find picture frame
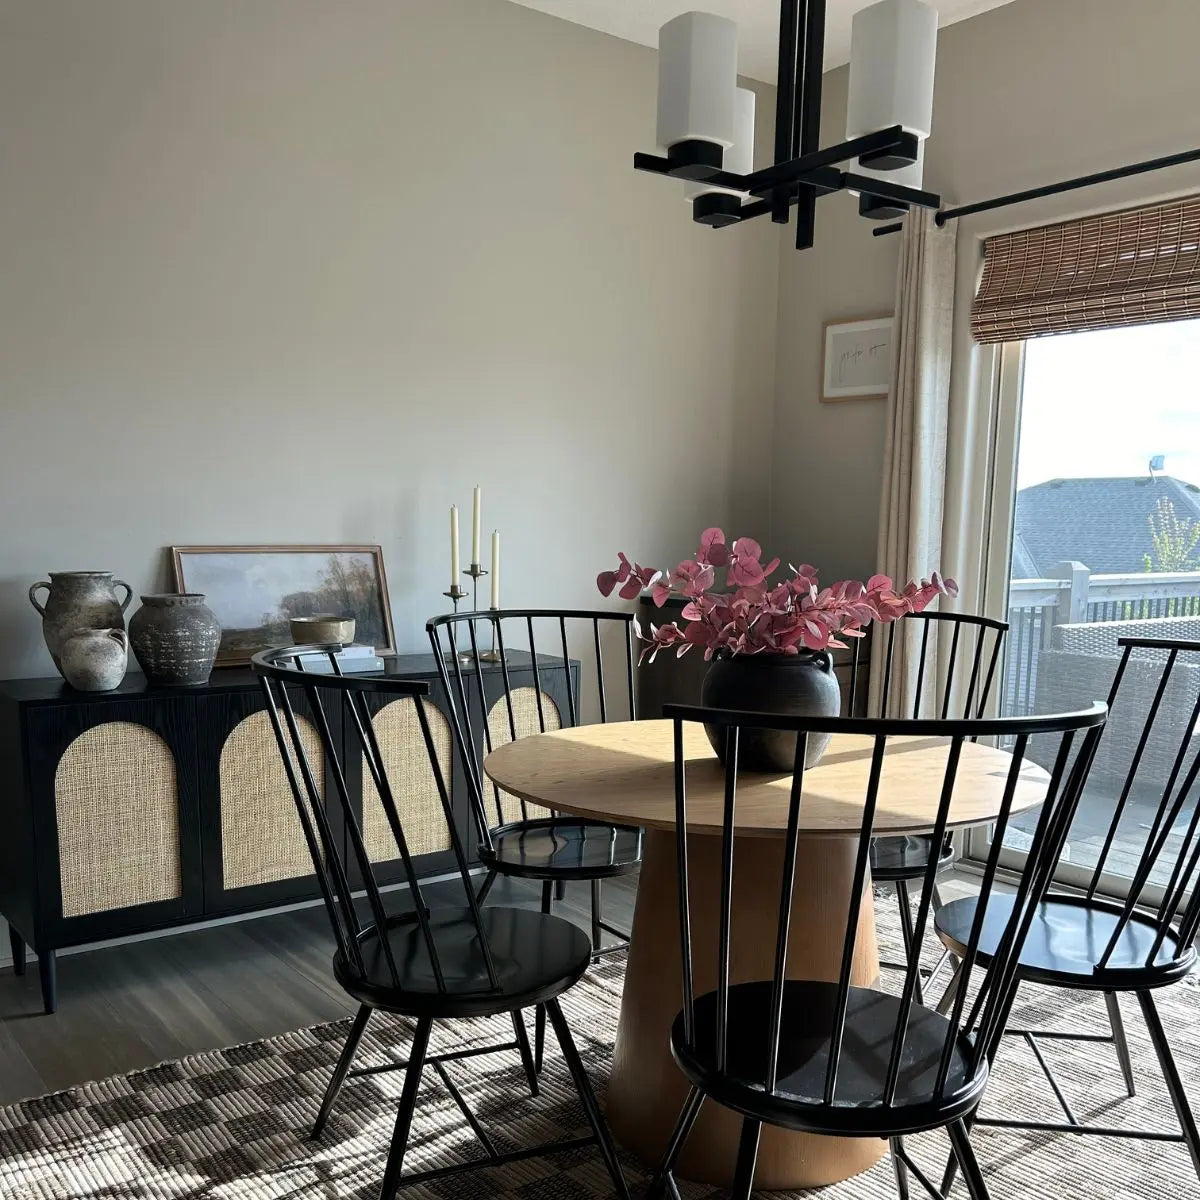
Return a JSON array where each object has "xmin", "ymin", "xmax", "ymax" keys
[
  {"xmin": 821, "ymin": 316, "xmax": 894, "ymax": 401},
  {"xmin": 171, "ymin": 544, "xmax": 395, "ymax": 667}
]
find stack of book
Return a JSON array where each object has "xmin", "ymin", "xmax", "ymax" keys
[{"xmin": 293, "ymin": 644, "xmax": 384, "ymax": 674}]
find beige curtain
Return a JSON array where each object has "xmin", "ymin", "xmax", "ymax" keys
[{"xmin": 869, "ymin": 208, "xmax": 958, "ymax": 718}]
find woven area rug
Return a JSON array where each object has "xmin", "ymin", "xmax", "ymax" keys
[{"xmin": 2, "ymin": 908, "xmax": 1199, "ymax": 1199}]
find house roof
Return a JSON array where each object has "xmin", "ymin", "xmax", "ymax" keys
[{"xmin": 1014, "ymin": 475, "xmax": 1200, "ymax": 577}]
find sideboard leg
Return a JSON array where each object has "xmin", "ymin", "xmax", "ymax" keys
[
  {"xmin": 8, "ymin": 926, "xmax": 27, "ymax": 976},
  {"xmin": 38, "ymin": 950, "xmax": 57, "ymax": 1014}
]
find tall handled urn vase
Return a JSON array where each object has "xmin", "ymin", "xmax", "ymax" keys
[
  {"xmin": 29, "ymin": 571, "xmax": 133, "ymax": 677},
  {"xmin": 700, "ymin": 651, "xmax": 841, "ymax": 772}
]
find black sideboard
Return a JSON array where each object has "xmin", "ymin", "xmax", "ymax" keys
[{"xmin": 0, "ymin": 651, "xmax": 577, "ymax": 1013}]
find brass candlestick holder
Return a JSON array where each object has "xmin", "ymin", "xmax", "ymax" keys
[
  {"xmin": 441, "ymin": 584, "xmax": 472, "ymax": 662},
  {"xmin": 462, "ymin": 562, "xmax": 502, "ymax": 662}
]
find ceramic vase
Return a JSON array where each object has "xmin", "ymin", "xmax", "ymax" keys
[
  {"xmin": 59, "ymin": 628, "xmax": 129, "ymax": 692},
  {"xmin": 700, "ymin": 651, "xmax": 842, "ymax": 772},
  {"xmin": 29, "ymin": 571, "xmax": 133, "ymax": 676},
  {"xmin": 129, "ymin": 594, "xmax": 222, "ymax": 686}
]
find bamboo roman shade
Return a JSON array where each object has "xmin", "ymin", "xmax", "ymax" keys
[{"xmin": 972, "ymin": 194, "xmax": 1200, "ymax": 343}]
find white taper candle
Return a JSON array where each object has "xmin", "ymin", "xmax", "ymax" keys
[
  {"xmin": 450, "ymin": 506, "xmax": 460, "ymax": 589},
  {"xmin": 490, "ymin": 530, "xmax": 500, "ymax": 609},
  {"xmin": 472, "ymin": 486, "xmax": 482, "ymax": 565}
]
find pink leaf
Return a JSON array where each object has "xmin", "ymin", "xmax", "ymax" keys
[
  {"xmin": 650, "ymin": 582, "xmax": 671, "ymax": 607},
  {"xmin": 618, "ymin": 576, "xmax": 642, "ymax": 600},
  {"xmin": 596, "ymin": 571, "xmax": 617, "ymax": 597}
]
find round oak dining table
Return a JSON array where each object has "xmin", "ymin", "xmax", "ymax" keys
[{"xmin": 483, "ymin": 718, "xmax": 1049, "ymax": 1190}]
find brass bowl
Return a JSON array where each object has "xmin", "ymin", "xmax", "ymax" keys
[{"xmin": 289, "ymin": 614, "xmax": 356, "ymax": 645}]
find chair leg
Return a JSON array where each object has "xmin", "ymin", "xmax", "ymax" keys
[
  {"xmin": 311, "ymin": 1004, "xmax": 373, "ymax": 1138},
  {"xmin": 895, "ymin": 880, "xmax": 925, "ymax": 1005},
  {"xmin": 1104, "ymin": 990, "xmax": 1136, "ymax": 1097},
  {"xmin": 731, "ymin": 1118, "xmax": 762, "ymax": 1200},
  {"xmin": 942, "ymin": 979, "xmax": 1020, "ymax": 1196},
  {"xmin": 378, "ymin": 1015, "xmax": 433, "ymax": 1200},
  {"xmin": 936, "ymin": 958, "xmax": 964, "ymax": 1016},
  {"xmin": 590, "ymin": 879, "xmax": 603, "ymax": 963},
  {"xmin": 647, "ymin": 1086, "xmax": 705, "ymax": 1200},
  {"xmin": 890, "ymin": 1136, "xmax": 911, "ymax": 1200},
  {"xmin": 533, "ymin": 881, "xmax": 552, "ymax": 1075},
  {"xmin": 543, "ymin": 997, "xmax": 630, "ymax": 1200},
  {"xmin": 475, "ymin": 870, "xmax": 497, "ymax": 906},
  {"xmin": 511, "ymin": 1010, "xmax": 539, "ymax": 1098},
  {"xmin": 1138, "ymin": 989, "xmax": 1200, "ymax": 1181},
  {"xmin": 947, "ymin": 1118, "xmax": 991, "ymax": 1200},
  {"xmin": 554, "ymin": 879, "xmax": 567, "ymax": 902}
]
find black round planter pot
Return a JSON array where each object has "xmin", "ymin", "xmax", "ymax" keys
[{"xmin": 700, "ymin": 651, "xmax": 841, "ymax": 773}]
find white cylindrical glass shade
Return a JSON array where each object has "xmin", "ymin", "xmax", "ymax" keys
[
  {"xmin": 686, "ymin": 87, "xmax": 754, "ymax": 200},
  {"xmin": 849, "ymin": 141, "xmax": 925, "ymax": 195},
  {"xmin": 657, "ymin": 11, "xmax": 738, "ymax": 151},
  {"xmin": 845, "ymin": 0, "xmax": 938, "ymax": 141}
]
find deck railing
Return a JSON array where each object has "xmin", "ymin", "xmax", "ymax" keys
[{"xmin": 1003, "ymin": 564, "xmax": 1200, "ymax": 716}]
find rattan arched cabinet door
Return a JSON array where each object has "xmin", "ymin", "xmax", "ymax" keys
[
  {"xmin": 25, "ymin": 697, "xmax": 202, "ymax": 947},
  {"xmin": 343, "ymin": 690, "xmax": 464, "ymax": 888},
  {"xmin": 194, "ymin": 691, "xmax": 337, "ymax": 915}
]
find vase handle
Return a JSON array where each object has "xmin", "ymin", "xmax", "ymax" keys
[
  {"xmin": 813, "ymin": 649, "xmax": 834, "ymax": 674},
  {"xmin": 114, "ymin": 579, "xmax": 134, "ymax": 612},
  {"xmin": 107, "ymin": 629, "xmax": 129, "ymax": 652},
  {"xmin": 28, "ymin": 581, "xmax": 50, "ymax": 616}
]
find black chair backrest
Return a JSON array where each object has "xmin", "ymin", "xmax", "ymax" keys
[
  {"xmin": 1076, "ymin": 636, "xmax": 1200, "ymax": 967},
  {"xmin": 849, "ymin": 610, "xmax": 1009, "ymax": 722},
  {"xmin": 427, "ymin": 609, "xmax": 636, "ymax": 843},
  {"xmin": 252, "ymin": 646, "xmax": 500, "ymax": 996},
  {"xmin": 663, "ymin": 702, "xmax": 1107, "ymax": 1110}
]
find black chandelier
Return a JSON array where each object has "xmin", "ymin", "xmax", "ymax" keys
[{"xmin": 634, "ymin": 0, "xmax": 941, "ymax": 250}]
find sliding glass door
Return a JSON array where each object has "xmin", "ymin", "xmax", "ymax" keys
[{"xmin": 976, "ymin": 318, "xmax": 1200, "ymax": 894}]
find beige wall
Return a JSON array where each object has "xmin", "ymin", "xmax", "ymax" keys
[
  {"xmin": 0, "ymin": 0, "xmax": 779, "ymax": 678},
  {"xmin": 771, "ymin": 0, "xmax": 1200, "ymax": 585}
]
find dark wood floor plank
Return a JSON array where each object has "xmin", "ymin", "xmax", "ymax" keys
[{"xmin": 0, "ymin": 871, "xmax": 639, "ymax": 1105}]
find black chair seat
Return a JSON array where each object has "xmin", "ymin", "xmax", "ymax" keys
[
  {"xmin": 669, "ymin": 980, "xmax": 984, "ymax": 1138},
  {"xmin": 482, "ymin": 817, "xmax": 643, "ymax": 881},
  {"xmin": 870, "ymin": 834, "xmax": 954, "ymax": 882},
  {"xmin": 935, "ymin": 893, "xmax": 1197, "ymax": 990},
  {"xmin": 335, "ymin": 906, "xmax": 593, "ymax": 1018}
]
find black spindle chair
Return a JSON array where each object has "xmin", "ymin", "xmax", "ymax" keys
[
  {"xmin": 427, "ymin": 609, "xmax": 644, "ymax": 1071},
  {"xmin": 850, "ymin": 611, "xmax": 1009, "ymax": 1003},
  {"xmin": 648, "ymin": 701, "xmax": 1106, "ymax": 1200},
  {"xmin": 251, "ymin": 647, "xmax": 630, "ymax": 1200},
  {"xmin": 936, "ymin": 636, "xmax": 1200, "ymax": 1190}
]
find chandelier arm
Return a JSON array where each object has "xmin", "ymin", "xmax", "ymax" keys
[
  {"xmin": 631, "ymin": 154, "xmax": 748, "ymax": 189},
  {"xmin": 794, "ymin": 0, "xmax": 827, "ymax": 249},
  {"xmin": 772, "ymin": 0, "xmax": 803, "ymax": 223},
  {"xmin": 842, "ymin": 173, "xmax": 941, "ymax": 211},
  {"xmin": 743, "ymin": 126, "xmax": 907, "ymax": 196}
]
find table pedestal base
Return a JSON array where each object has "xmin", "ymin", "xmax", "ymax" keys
[{"xmin": 607, "ymin": 828, "xmax": 886, "ymax": 1190}]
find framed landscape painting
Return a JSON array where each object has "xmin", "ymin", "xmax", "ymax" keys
[{"xmin": 172, "ymin": 544, "xmax": 395, "ymax": 666}]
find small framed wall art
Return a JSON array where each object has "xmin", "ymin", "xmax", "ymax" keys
[
  {"xmin": 821, "ymin": 316, "xmax": 894, "ymax": 401},
  {"xmin": 171, "ymin": 544, "xmax": 395, "ymax": 666}
]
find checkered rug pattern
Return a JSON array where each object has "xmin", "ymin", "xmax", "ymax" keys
[{"xmin": 1, "ymin": 904, "xmax": 1199, "ymax": 1199}]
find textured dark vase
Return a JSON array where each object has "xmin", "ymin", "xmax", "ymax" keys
[
  {"xmin": 700, "ymin": 652, "xmax": 841, "ymax": 772},
  {"xmin": 129, "ymin": 594, "xmax": 222, "ymax": 686}
]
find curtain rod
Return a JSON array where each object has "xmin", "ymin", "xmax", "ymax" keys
[{"xmin": 871, "ymin": 145, "xmax": 1200, "ymax": 237}]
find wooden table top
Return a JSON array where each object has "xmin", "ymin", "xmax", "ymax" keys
[{"xmin": 483, "ymin": 719, "xmax": 1050, "ymax": 838}]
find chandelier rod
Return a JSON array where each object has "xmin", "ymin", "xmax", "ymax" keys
[{"xmin": 872, "ymin": 144, "xmax": 1200, "ymax": 237}]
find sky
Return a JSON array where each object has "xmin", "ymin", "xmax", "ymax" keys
[{"xmin": 1016, "ymin": 318, "xmax": 1200, "ymax": 491}]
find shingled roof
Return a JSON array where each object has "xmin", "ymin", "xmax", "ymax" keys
[{"xmin": 1014, "ymin": 475, "xmax": 1200, "ymax": 577}]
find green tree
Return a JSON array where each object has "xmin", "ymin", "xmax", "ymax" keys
[{"xmin": 1143, "ymin": 496, "xmax": 1200, "ymax": 572}]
